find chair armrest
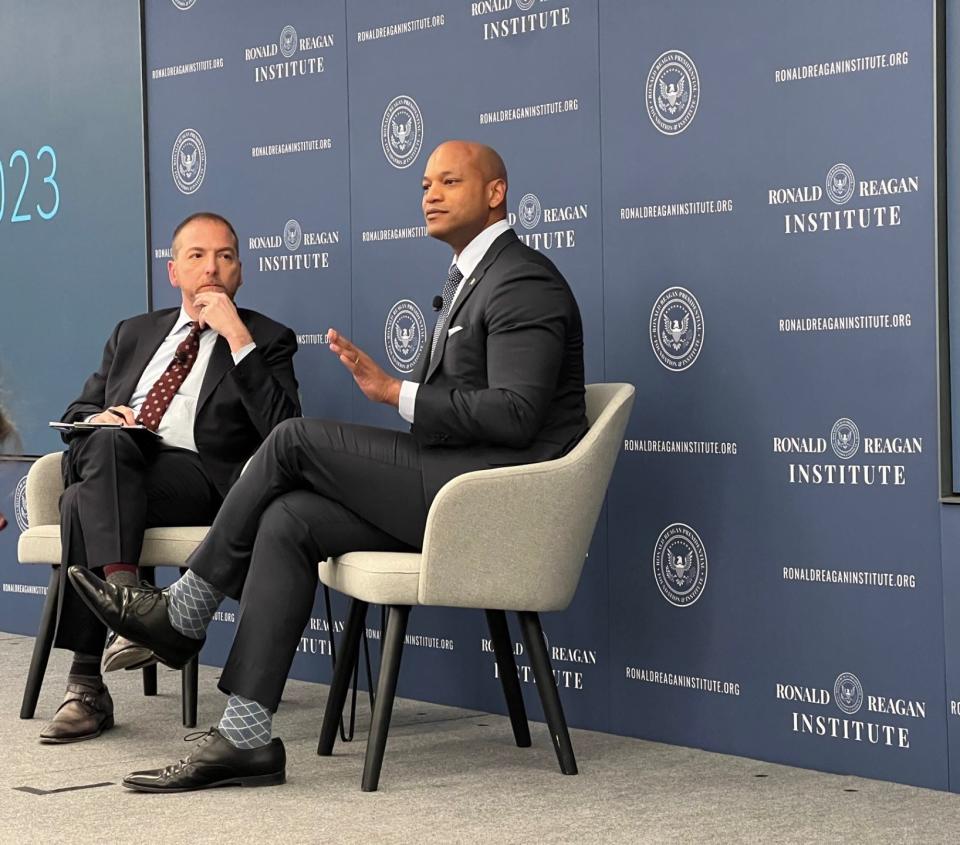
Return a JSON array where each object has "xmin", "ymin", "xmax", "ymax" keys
[{"xmin": 25, "ymin": 452, "xmax": 65, "ymax": 527}]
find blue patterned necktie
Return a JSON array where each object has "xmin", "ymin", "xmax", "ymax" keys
[{"xmin": 429, "ymin": 263, "xmax": 463, "ymax": 363}]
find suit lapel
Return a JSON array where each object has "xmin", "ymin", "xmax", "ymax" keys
[
  {"xmin": 114, "ymin": 311, "xmax": 178, "ymax": 405},
  {"xmin": 424, "ymin": 230, "xmax": 516, "ymax": 383},
  {"xmin": 197, "ymin": 334, "xmax": 232, "ymax": 415}
]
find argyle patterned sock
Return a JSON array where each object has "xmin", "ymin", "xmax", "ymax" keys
[
  {"xmin": 166, "ymin": 569, "xmax": 224, "ymax": 639},
  {"xmin": 218, "ymin": 694, "xmax": 273, "ymax": 749}
]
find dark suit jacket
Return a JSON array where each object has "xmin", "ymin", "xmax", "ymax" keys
[
  {"xmin": 410, "ymin": 229, "xmax": 587, "ymax": 504},
  {"xmin": 61, "ymin": 307, "xmax": 301, "ymax": 496}
]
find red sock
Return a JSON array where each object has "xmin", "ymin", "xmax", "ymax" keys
[{"xmin": 103, "ymin": 563, "xmax": 137, "ymax": 578}]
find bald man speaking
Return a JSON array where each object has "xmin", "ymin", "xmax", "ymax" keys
[{"xmin": 70, "ymin": 140, "xmax": 588, "ymax": 791}]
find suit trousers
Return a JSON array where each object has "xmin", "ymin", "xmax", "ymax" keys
[
  {"xmin": 186, "ymin": 417, "xmax": 428, "ymax": 711},
  {"xmin": 55, "ymin": 427, "xmax": 221, "ymax": 654}
]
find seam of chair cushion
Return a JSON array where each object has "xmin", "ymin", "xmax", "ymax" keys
[{"xmin": 330, "ymin": 558, "xmax": 420, "ymax": 576}]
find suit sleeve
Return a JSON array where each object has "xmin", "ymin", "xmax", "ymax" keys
[
  {"xmin": 411, "ymin": 261, "xmax": 568, "ymax": 449},
  {"xmin": 60, "ymin": 320, "xmax": 124, "ymax": 426},
  {"xmin": 227, "ymin": 325, "xmax": 301, "ymax": 437}
]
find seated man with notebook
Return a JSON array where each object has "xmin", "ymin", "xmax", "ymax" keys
[{"xmin": 41, "ymin": 212, "xmax": 300, "ymax": 744}]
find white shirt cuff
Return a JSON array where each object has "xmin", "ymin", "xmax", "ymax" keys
[
  {"xmin": 399, "ymin": 380, "xmax": 419, "ymax": 423},
  {"xmin": 231, "ymin": 341, "xmax": 256, "ymax": 365}
]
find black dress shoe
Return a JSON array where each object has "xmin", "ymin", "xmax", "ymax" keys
[
  {"xmin": 123, "ymin": 728, "xmax": 286, "ymax": 793},
  {"xmin": 102, "ymin": 633, "xmax": 158, "ymax": 673},
  {"xmin": 39, "ymin": 680, "xmax": 114, "ymax": 744},
  {"xmin": 67, "ymin": 566, "xmax": 203, "ymax": 669}
]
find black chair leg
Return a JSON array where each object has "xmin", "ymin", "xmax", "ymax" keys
[
  {"xmin": 20, "ymin": 566, "xmax": 62, "ymax": 719},
  {"xmin": 139, "ymin": 567, "xmax": 157, "ymax": 696},
  {"xmin": 362, "ymin": 604, "xmax": 410, "ymax": 792},
  {"xmin": 318, "ymin": 598, "xmax": 368, "ymax": 756},
  {"xmin": 517, "ymin": 611, "xmax": 578, "ymax": 775},
  {"xmin": 485, "ymin": 609, "xmax": 531, "ymax": 748},
  {"xmin": 181, "ymin": 655, "xmax": 198, "ymax": 727}
]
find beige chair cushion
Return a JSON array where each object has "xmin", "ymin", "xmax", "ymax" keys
[
  {"xmin": 17, "ymin": 526, "xmax": 63, "ymax": 565},
  {"xmin": 19, "ymin": 524, "xmax": 208, "ymax": 567},
  {"xmin": 319, "ymin": 552, "xmax": 422, "ymax": 606}
]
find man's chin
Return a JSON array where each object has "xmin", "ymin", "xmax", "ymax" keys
[{"xmin": 425, "ymin": 221, "xmax": 450, "ymax": 242}]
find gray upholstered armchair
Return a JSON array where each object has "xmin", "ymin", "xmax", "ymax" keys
[
  {"xmin": 318, "ymin": 382, "xmax": 636, "ymax": 791},
  {"xmin": 17, "ymin": 451, "xmax": 203, "ymax": 726}
]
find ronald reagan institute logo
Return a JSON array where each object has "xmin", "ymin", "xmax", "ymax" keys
[
  {"xmin": 653, "ymin": 523, "xmax": 708, "ymax": 607},
  {"xmin": 650, "ymin": 286, "xmax": 704, "ymax": 371},
  {"xmin": 14, "ymin": 475, "xmax": 29, "ymax": 532},
  {"xmin": 283, "ymin": 219, "xmax": 303, "ymax": 251},
  {"xmin": 381, "ymin": 95, "xmax": 424, "ymax": 169},
  {"xmin": 646, "ymin": 50, "xmax": 700, "ymax": 135},
  {"xmin": 518, "ymin": 193, "xmax": 542, "ymax": 230},
  {"xmin": 279, "ymin": 25, "xmax": 298, "ymax": 58},
  {"xmin": 825, "ymin": 163, "xmax": 856, "ymax": 205},
  {"xmin": 385, "ymin": 299, "xmax": 426, "ymax": 373},
  {"xmin": 171, "ymin": 128, "xmax": 206, "ymax": 195}
]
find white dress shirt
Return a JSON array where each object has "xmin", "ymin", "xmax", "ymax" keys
[
  {"xmin": 118, "ymin": 308, "xmax": 255, "ymax": 452},
  {"xmin": 398, "ymin": 219, "xmax": 513, "ymax": 423}
]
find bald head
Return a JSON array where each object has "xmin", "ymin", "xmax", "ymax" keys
[
  {"xmin": 422, "ymin": 141, "xmax": 509, "ymax": 252},
  {"xmin": 431, "ymin": 140, "xmax": 507, "ymax": 186}
]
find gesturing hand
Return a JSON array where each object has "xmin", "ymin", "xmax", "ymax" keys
[{"xmin": 328, "ymin": 328, "xmax": 401, "ymax": 407}]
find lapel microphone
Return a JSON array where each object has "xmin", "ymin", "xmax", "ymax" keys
[{"xmin": 432, "ymin": 295, "xmax": 443, "ymax": 311}]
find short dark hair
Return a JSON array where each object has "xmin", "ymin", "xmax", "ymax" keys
[{"xmin": 171, "ymin": 212, "xmax": 239, "ymax": 257}]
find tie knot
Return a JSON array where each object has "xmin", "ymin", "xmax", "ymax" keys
[{"xmin": 442, "ymin": 265, "xmax": 463, "ymax": 303}]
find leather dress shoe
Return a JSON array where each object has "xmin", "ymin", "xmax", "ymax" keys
[
  {"xmin": 123, "ymin": 728, "xmax": 286, "ymax": 793},
  {"xmin": 40, "ymin": 680, "xmax": 114, "ymax": 744},
  {"xmin": 67, "ymin": 566, "xmax": 203, "ymax": 669},
  {"xmin": 103, "ymin": 632, "xmax": 158, "ymax": 673}
]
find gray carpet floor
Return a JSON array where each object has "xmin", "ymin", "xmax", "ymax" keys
[{"xmin": 2, "ymin": 632, "xmax": 960, "ymax": 844}]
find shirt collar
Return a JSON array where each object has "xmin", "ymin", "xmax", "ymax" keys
[
  {"xmin": 453, "ymin": 219, "xmax": 512, "ymax": 281},
  {"xmin": 169, "ymin": 307, "xmax": 195, "ymax": 337}
]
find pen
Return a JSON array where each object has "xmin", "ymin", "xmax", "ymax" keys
[{"xmin": 107, "ymin": 408, "xmax": 126, "ymax": 421}]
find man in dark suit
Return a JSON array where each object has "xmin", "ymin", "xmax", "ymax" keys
[
  {"xmin": 70, "ymin": 141, "xmax": 586, "ymax": 790},
  {"xmin": 43, "ymin": 212, "xmax": 300, "ymax": 743}
]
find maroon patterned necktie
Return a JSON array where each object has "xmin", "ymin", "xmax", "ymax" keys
[{"xmin": 135, "ymin": 322, "xmax": 204, "ymax": 432}]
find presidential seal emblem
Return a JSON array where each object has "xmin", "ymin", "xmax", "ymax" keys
[
  {"xmin": 649, "ymin": 286, "xmax": 704, "ymax": 372},
  {"xmin": 385, "ymin": 299, "xmax": 427, "ymax": 373},
  {"xmin": 381, "ymin": 95, "xmax": 424, "ymax": 170},
  {"xmin": 834, "ymin": 672, "xmax": 864, "ymax": 715},
  {"xmin": 830, "ymin": 417, "xmax": 860, "ymax": 460},
  {"xmin": 653, "ymin": 523, "xmax": 707, "ymax": 607},
  {"xmin": 283, "ymin": 219, "xmax": 302, "ymax": 252},
  {"xmin": 646, "ymin": 50, "xmax": 700, "ymax": 136},
  {"xmin": 518, "ymin": 193, "xmax": 541, "ymax": 230},
  {"xmin": 825, "ymin": 163, "xmax": 855, "ymax": 205},
  {"xmin": 171, "ymin": 0, "xmax": 197, "ymax": 9},
  {"xmin": 14, "ymin": 474, "xmax": 29, "ymax": 532},
  {"xmin": 515, "ymin": 0, "xmax": 536, "ymax": 9},
  {"xmin": 171, "ymin": 128, "xmax": 206, "ymax": 195},
  {"xmin": 280, "ymin": 25, "xmax": 298, "ymax": 59}
]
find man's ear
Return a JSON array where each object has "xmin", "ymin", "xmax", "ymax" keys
[
  {"xmin": 488, "ymin": 178, "xmax": 507, "ymax": 209},
  {"xmin": 167, "ymin": 259, "xmax": 180, "ymax": 289}
]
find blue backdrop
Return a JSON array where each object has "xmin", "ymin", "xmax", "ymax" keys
[
  {"xmin": 0, "ymin": 0, "xmax": 147, "ymax": 456},
  {"xmin": 3, "ymin": 0, "xmax": 960, "ymax": 794}
]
